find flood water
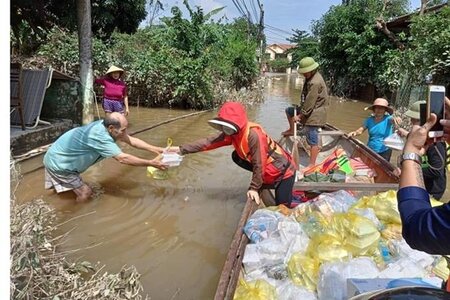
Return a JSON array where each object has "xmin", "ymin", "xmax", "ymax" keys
[{"xmin": 13, "ymin": 73, "xmax": 449, "ymax": 299}]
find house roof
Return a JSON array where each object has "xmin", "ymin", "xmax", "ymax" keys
[
  {"xmin": 386, "ymin": 3, "xmax": 447, "ymax": 31},
  {"xmin": 267, "ymin": 43, "xmax": 296, "ymax": 51}
]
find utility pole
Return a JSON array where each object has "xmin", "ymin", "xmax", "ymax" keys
[
  {"xmin": 257, "ymin": 1, "xmax": 265, "ymax": 73},
  {"xmin": 77, "ymin": 0, "xmax": 94, "ymax": 124}
]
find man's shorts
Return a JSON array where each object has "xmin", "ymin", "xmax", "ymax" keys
[
  {"xmin": 285, "ymin": 106, "xmax": 299, "ymax": 118},
  {"xmin": 45, "ymin": 168, "xmax": 84, "ymax": 193},
  {"xmin": 301, "ymin": 126, "xmax": 320, "ymax": 146},
  {"xmin": 103, "ymin": 98, "xmax": 124, "ymax": 113}
]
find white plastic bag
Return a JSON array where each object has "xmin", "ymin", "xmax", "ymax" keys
[{"xmin": 383, "ymin": 132, "xmax": 404, "ymax": 151}]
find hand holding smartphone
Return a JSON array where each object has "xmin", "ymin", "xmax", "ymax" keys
[{"xmin": 422, "ymin": 85, "xmax": 446, "ymax": 138}]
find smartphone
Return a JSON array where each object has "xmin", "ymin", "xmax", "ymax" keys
[
  {"xmin": 419, "ymin": 103, "xmax": 427, "ymax": 126},
  {"xmin": 427, "ymin": 85, "xmax": 446, "ymax": 137}
]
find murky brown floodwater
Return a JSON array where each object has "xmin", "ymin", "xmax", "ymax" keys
[{"xmin": 14, "ymin": 73, "xmax": 449, "ymax": 299}]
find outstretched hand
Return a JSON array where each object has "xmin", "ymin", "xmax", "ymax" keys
[
  {"xmin": 165, "ymin": 146, "xmax": 181, "ymax": 154},
  {"xmin": 150, "ymin": 157, "xmax": 169, "ymax": 170},
  {"xmin": 247, "ymin": 190, "xmax": 261, "ymax": 205},
  {"xmin": 403, "ymin": 113, "xmax": 437, "ymax": 155}
]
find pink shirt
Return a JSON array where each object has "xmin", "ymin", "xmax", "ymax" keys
[{"xmin": 95, "ymin": 76, "xmax": 128, "ymax": 101}]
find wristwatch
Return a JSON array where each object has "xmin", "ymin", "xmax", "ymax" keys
[{"xmin": 397, "ymin": 152, "xmax": 422, "ymax": 167}]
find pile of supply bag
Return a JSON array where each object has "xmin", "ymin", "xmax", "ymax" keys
[
  {"xmin": 234, "ymin": 190, "xmax": 449, "ymax": 300},
  {"xmin": 298, "ymin": 147, "xmax": 377, "ymax": 184}
]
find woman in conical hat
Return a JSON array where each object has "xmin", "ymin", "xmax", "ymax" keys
[
  {"xmin": 94, "ymin": 65, "xmax": 129, "ymax": 117},
  {"xmin": 348, "ymin": 98, "xmax": 397, "ymax": 162}
]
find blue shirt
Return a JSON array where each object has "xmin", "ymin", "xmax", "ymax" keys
[
  {"xmin": 397, "ymin": 186, "xmax": 450, "ymax": 255},
  {"xmin": 43, "ymin": 120, "xmax": 122, "ymax": 174},
  {"xmin": 364, "ymin": 115, "xmax": 393, "ymax": 153}
]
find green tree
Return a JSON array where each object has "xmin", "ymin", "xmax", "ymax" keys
[
  {"xmin": 11, "ymin": 0, "xmax": 147, "ymax": 54},
  {"xmin": 312, "ymin": 0, "xmax": 408, "ymax": 96},
  {"xmin": 379, "ymin": 6, "xmax": 450, "ymax": 107},
  {"xmin": 286, "ymin": 29, "xmax": 319, "ymax": 67}
]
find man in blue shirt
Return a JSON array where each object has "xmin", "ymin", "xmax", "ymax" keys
[
  {"xmin": 44, "ymin": 112, "xmax": 168, "ymax": 202},
  {"xmin": 397, "ymin": 97, "xmax": 450, "ymax": 255}
]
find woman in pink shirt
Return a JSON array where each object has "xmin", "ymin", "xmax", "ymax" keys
[{"xmin": 95, "ymin": 65, "xmax": 129, "ymax": 117}]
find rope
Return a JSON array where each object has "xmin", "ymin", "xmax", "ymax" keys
[{"xmin": 129, "ymin": 109, "xmax": 212, "ymax": 136}]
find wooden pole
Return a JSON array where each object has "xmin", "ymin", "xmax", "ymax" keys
[{"xmin": 77, "ymin": 0, "xmax": 94, "ymax": 125}]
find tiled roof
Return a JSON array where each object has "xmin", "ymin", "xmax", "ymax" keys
[{"xmin": 268, "ymin": 43, "xmax": 296, "ymax": 51}]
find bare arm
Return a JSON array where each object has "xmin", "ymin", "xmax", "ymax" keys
[
  {"xmin": 348, "ymin": 126, "xmax": 366, "ymax": 137},
  {"xmin": 397, "ymin": 127, "xmax": 409, "ymax": 138},
  {"xmin": 397, "ymin": 112, "xmax": 450, "ymax": 255},
  {"xmin": 113, "ymin": 153, "xmax": 167, "ymax": 169},
  {"xmin": 119, "ymin": 134, "xmax": 165, "ymax": 155},
  {"xmin": 124, "ymin": 94, "xmax": 129, "ymax": 116},
  {"xmin": 399, "ymin": 114, "xmax": 438, "ymax": 189}
]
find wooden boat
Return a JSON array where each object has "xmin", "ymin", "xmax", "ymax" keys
[{"xmin": 214, "ymin": 123, "xmax": 399, "ymax": 300}]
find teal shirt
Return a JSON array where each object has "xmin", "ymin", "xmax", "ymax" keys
[
  {"xmin": 364, "ymin": 115, "xmax": 393, "ymax": 153},
  {"xmin": 43, "ymin": 120, "xmax": 122, "ymax": 174}
]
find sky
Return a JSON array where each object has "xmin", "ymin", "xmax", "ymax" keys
[{"xmin": 146, "ymin": 0, "xmax": 423, "ymax": 44}]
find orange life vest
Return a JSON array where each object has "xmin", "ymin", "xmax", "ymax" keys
[{"xmin": 233, "ymin": 122, "xmax": 283, "ymax": 164}]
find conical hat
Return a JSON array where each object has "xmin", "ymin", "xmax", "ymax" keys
[{"xmin": 105, "ymin": 65, "xmax": 124, "ymax": 75}]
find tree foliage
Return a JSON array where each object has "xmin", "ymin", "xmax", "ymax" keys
[
  {"xmin": 11, "ymin": 0, "xmax": 147, "ymax": 55},
  {"xmin": 311, "ymin": 0, "xmax": 409, "ymax": 97},
  {"xmin": 286, "ymin": 29, "xmax": 319, "ymax": 67},
  {"xmin": 33, "ymin": 0, "xmax": 259, "ymax": 110},
  {"xmin": 399, "ymin": 7, "xmax": 449, "ymax": 85}
]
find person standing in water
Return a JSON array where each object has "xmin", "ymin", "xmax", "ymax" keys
[{"xmin": 95, "ymin": 65, "xmax": 129, "ymax": 117}]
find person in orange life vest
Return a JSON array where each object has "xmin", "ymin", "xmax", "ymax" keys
[{"xmin": 174, "ymin": 102, "xmax": 297, "ymax": 207}]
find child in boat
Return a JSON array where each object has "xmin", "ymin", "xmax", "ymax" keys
[
  {"xmin": 349, "ymin": 98, "xmax": 398, "ymax": 162},
  {"xmin": 95, "ymin": 65, "xmax": 129, "ymax": 117},
  {"xmin": 170, "ymin": 101, "xmax": 297, "ymax": 207}
]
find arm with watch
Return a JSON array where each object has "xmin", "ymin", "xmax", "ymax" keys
[{"xmin": 397, "ymin": 113, "xmax": 450, "ymax": 255}]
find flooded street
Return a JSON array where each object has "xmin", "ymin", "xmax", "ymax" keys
[{"xmin": 14, "ymin": 74, "xmax": 449, "ymax": 299}]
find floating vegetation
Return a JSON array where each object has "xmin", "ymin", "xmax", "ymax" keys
[{"xmin": 10, "ymin": 158, "xmax": 148, "ymax": 299}]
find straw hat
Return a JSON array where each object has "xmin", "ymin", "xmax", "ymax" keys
[
  {"xmin": 365, "ymin": 98, "xmax": 394, "ymax": 115},
  {"xmin": 405, "ymin": 100, "xmax": 425, "ymax": 119},
  {"xmin": 298, "ymin": 57, "xmax": 319, "ymax": 74},
  {"xmin": 105, "ymin": 65, "xmax": 124, "ymax": 76}
]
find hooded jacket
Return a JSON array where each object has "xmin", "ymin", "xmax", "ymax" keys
[{"xmin": 180, "ymin": 102, "xmax": 296, "ymax": 191}]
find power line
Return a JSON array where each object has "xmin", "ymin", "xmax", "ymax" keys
[
  {"xmin": 265, "ymin": 35, "xmax": 290, "ymax": 44},
  {"xmin": 240, "ymin": 0, "xmax": 256, "ymax": 24},
  {"xmin": 249, "ymin": 0, "xmax": 259, "ymax": 23},
  {"xmin": 265, "ymin": 24, "xmax": 293, "ymax": 36},
  {"xmin": 264, "ymin": 28, "xmax": 291, "ymax": 40}
]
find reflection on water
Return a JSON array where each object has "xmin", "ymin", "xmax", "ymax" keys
[{"xmin": 14, "ymin": 73, "xmax": 449, "ymax": 298}]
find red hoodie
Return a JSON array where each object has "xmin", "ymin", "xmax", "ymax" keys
[{"xmin": 180, "ymin": 102, "xmax": 296, "ymax": 191}]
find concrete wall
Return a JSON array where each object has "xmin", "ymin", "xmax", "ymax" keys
[
  {"xmin": 40, "ymin": 80, "xmax": 82, "ymax": 125},
  {"xmin": 10, "ymin": 119, "xmax": 73, "ymax": 156}
]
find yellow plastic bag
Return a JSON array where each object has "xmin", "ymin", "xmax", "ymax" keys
[
  {"xmin": 147, "ymin": 138, "xmax": 173, "ymax": 180},
  {"xmin": 233, "ymin": 279, "xmax": 277, "ymax": 300},
  {"xmin": 146, "ymin": 166, "xmax": 169, "ymax": 180},
  {"xmin": 306, "ymin": 233, "xmax": 349, "ymax": 263},
  {"xmin": 354, "ymin": 190, "xmax": 401, "ymax": 224},
  {"xmin": 287, "ymin": 253, "xmax": 320, "ymax": 291},
  {"xmin": 381, "ymin": 223, "xmax": 402, "ymax": 240},
  {"xmin": 432, "ymin": 256, "xmax": 450, "ymax": 280}
]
